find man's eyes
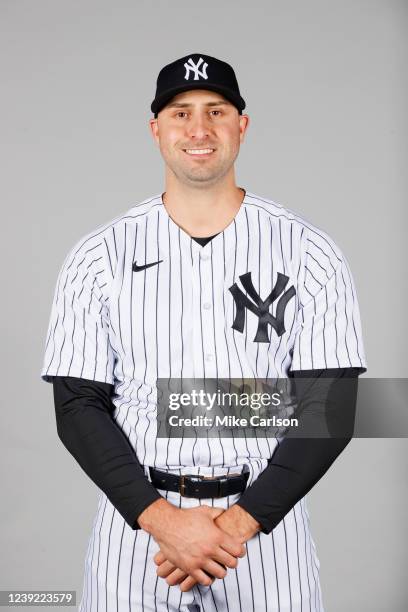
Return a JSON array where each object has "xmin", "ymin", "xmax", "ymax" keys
[{"xmin": 175, "ymin": 110, "xmax": 222, "ymax": 118}]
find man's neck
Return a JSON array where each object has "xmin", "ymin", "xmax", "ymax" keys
[{"xmin": 162, "ymin": 180, "xmax": 246, "ymax": 238}]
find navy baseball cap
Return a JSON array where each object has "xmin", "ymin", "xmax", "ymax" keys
[{"xmin": 151, "ymin": 53, "xmax": 246, "ymax": 117}]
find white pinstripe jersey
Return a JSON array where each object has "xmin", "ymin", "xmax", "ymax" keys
[{"xmin": 41, "ymin": 190, "xmax": 367, "ymax": 470}]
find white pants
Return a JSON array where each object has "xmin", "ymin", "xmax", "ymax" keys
[{"xmin": 78, "ymin": 462, "xmax": 324, "ymax": 612}]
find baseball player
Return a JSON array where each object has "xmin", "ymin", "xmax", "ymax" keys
[{"xmin": 41, "ymin": 53, "xmax": 367, "ymax": 611}]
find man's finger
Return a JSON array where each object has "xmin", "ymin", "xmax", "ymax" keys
[
  {"xmin": 190, "ymin": 568, "xmax": 218, "ymax": 587},
  {"xmin": 202, "ymin": 559, "xmax": 227, "ymax": 580},
  {"xmin": 179, "ymin": 575, "xmax": 200, "ymax": 592},
  {"xmin": 219, "ymin": 542, "xmax": 247, "ymax": 560},
  {"xmin": 220, "ymin": 536, "xmax": 247, "ymax": 559},
  {"xmin": 153, "ymin": 550, "xmax": 166, "ymax": 565},
  {"xmin": 165, "ymin": 568, "xmax": 188, "ymax": 586},
  {"xmin": 156, "ymin": 559, "xmax": 178, "ymax": 578}
]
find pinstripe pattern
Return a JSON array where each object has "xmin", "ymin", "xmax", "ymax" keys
[{"xmin": 41, "ymin": 191, "xmax": 366, "ymax": 611}]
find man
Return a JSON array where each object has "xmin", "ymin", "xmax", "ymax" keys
[{"xmin": 42, "ymin": 53, "xmax": 367, "ymax": 611}]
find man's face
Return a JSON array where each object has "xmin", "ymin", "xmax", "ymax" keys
[{"xmin": 149, "ymin": 90, "xmax": 249, "ymax": 187}]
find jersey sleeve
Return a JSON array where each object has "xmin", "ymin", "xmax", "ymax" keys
[
  {"xmin": 41, "ymin": 236, "xmax": 116, "ymax": 384},
  {"xmin": 289, "ymin": 227, "xmax": 367, "ymax": 372}
]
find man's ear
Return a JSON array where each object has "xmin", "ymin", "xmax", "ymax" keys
[
  {"xmin": 149, "ymin": 117, "xmax": 159, "ymax": 145},
  {"xmin": 239, "ymin": 114, "xmax": 250, "ymax": 144}
]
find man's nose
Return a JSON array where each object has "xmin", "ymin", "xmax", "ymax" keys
[{"xmin": 186, "ymin": 113, "xmax": 211, "ymax": 139}]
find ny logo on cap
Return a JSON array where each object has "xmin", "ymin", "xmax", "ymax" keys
[
  {"xmin": 184, "ymin": 57, "xmax": 209, "ymax": 81},
  {"xmin": 229, "ymin": 272, "xmax": 296, "ymax": 343}
]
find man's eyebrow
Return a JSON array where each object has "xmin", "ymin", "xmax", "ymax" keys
[{"xmin": 165, "ymin": 100, "xmax": 232, "ymax": 109}]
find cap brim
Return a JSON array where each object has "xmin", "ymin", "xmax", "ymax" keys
[{"xmin": 151, "ymin": 83, "xmax": 246, "ymax": 114}]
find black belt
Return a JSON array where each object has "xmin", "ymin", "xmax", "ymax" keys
[{"xmin": 148, "ymin": 466, "xmax": 249, "ymax": 499}]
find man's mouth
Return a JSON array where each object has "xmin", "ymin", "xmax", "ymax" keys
[{"xmin": 183, "ymin": 148, "xmax": 215, "ymax": 156}]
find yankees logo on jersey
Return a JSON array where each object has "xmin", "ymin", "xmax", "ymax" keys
[
  {"xmin": 41, "ymin": 190, "xmax": 366, "ymax": 612},
  {"xmin": 229, "ymin": 271, "xmax": 296, "ymax": 342}
]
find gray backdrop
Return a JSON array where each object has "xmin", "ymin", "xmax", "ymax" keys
[{"xmin": 1, "ymin": 0, "xmax": 407, "ymax": 610}]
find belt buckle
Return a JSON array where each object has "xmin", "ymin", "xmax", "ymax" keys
[
  {"xmin": 179, "ymin": 473, "xmax": 235, "ymax": 498},
  {"xmin": 179, "ymin": 475, "xmax": 187, "ymax": 497},
  {"xmin": 179, "ymin": 473, "xmax": 203, "ymax": 497}
]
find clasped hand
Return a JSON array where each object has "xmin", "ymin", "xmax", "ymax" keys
[{"xmin": 151, "ymin": 504, "xmax": 260, "ymax": 592}]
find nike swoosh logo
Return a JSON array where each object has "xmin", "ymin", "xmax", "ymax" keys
[{"xmin": 132, "ymin": 259, "xmax": 163, "ymax": 272}]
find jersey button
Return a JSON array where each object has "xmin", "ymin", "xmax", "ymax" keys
[
  {"xmin": 205, "ymin": 354, "xmax": 213, "ymax": 362},
  {"xmin": 203, "ymin": 302, "xmax": 212, "ymax": 310},
  {"xmin": 201, "ymin": 252, "xmax": 210, "ymax": 261}
]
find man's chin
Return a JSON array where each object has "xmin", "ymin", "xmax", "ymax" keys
[
  {"xmin": 181, "ymin": 167, "xmax": 228, "ymax": 185},
  {"xmin": 181, "ymin": 173, "xmax": 221, "ymax": 186}
]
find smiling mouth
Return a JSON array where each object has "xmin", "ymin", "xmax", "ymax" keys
[{"xmin": 183, "ymin": 148, "xmax": 215, "ymax": 156}]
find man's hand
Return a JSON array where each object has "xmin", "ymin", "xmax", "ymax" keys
[
  {"xmin": 153, "ymin": 504, "xmax": 261, "ymax": 591},
  {"xmin": 138, "ymin": 498, "xmax": 246, "ymax": 587},
  {"xmin": 216, "ymin": 503, "xmax": 261, "ymax": 541}
]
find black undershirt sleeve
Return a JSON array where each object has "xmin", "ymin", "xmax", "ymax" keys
[
  {"xmin": 236, "ymin": 367, "xmax": 364, "ymax": 534},
  {"xmin": 52, "ymin": 376, "xmax": 162, "ymax": 530}
]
